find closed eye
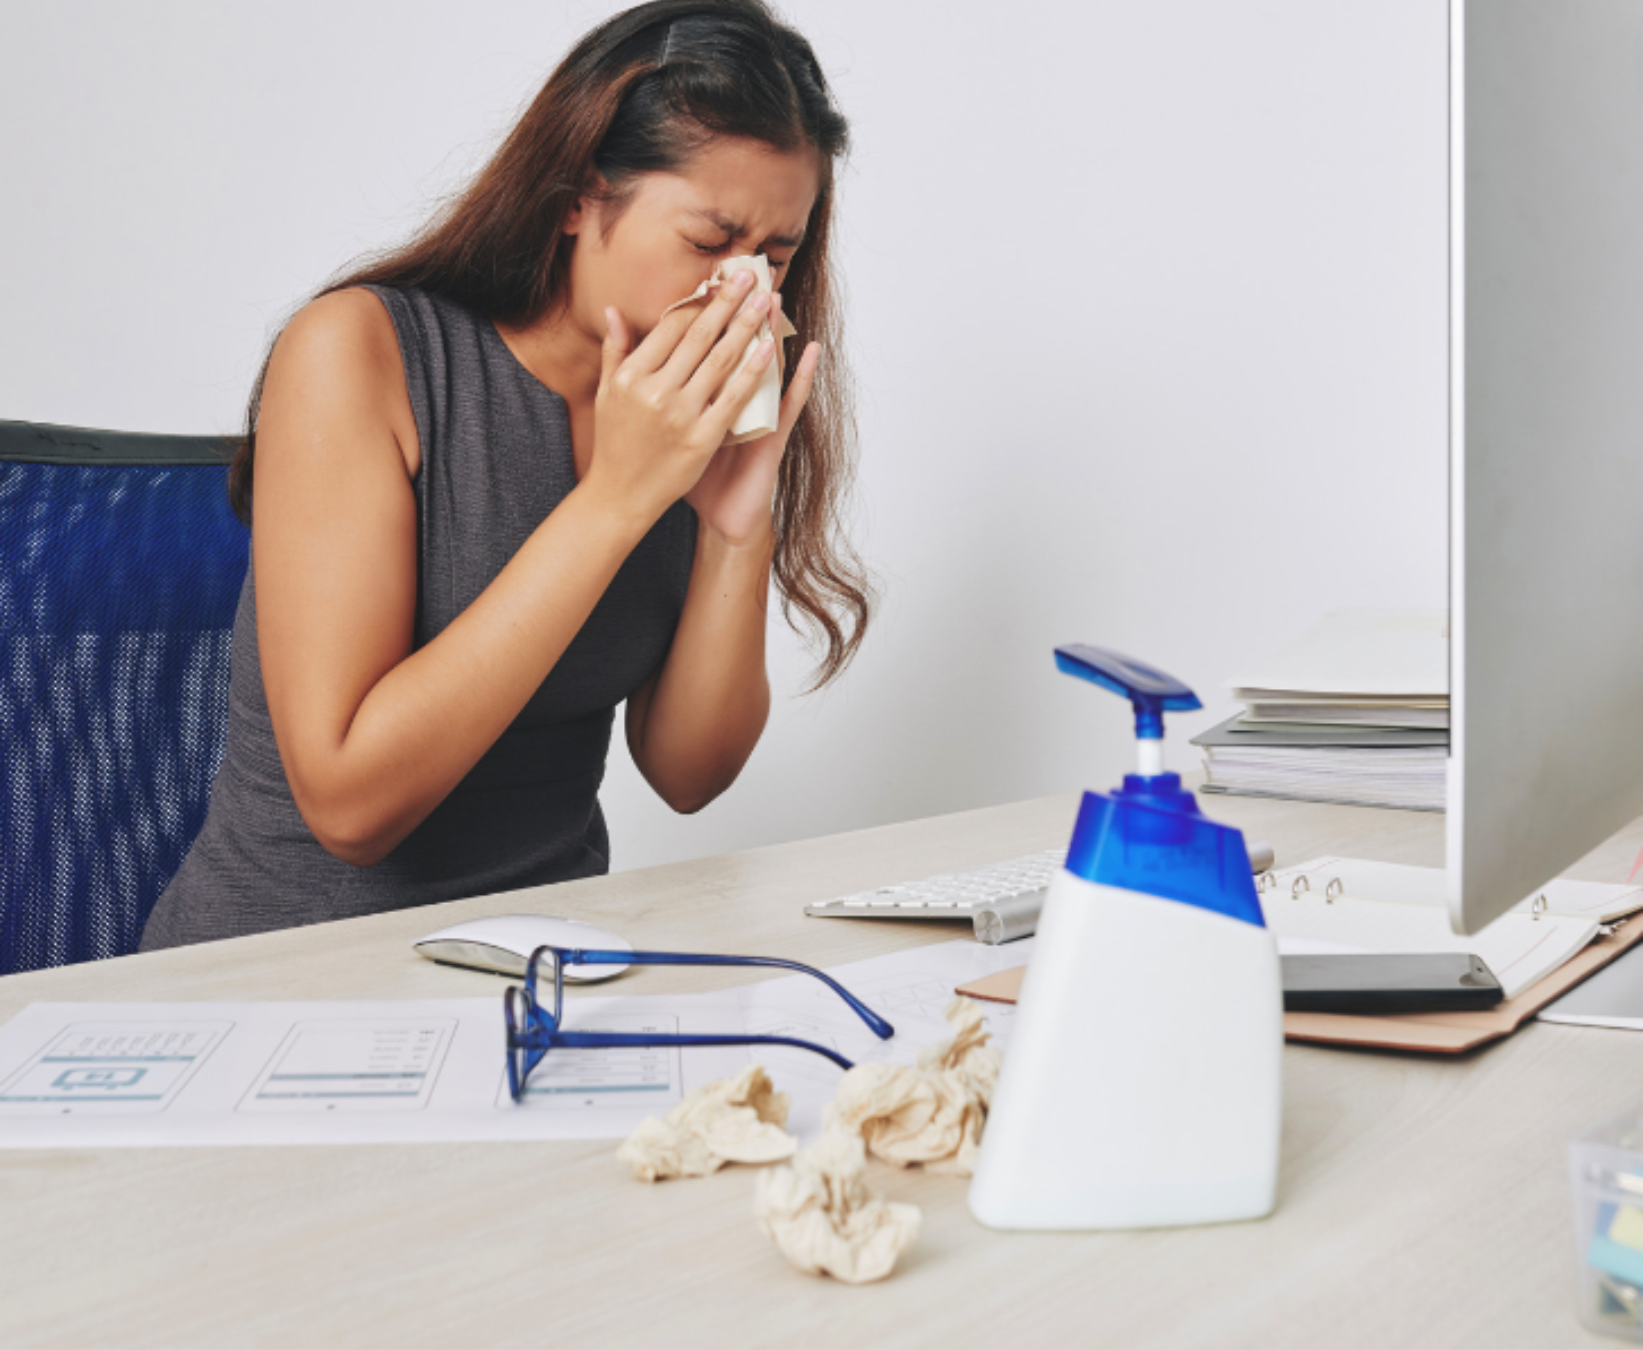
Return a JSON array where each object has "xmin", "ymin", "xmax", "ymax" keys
[{"xmin": 689, "ymin": 234, "xmax": 794, "ymax": 268}]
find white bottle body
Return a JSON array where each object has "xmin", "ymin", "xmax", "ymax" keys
[{"xmin": 969, "ymin": 868, "xmax": 1283, "ymax": 1230}]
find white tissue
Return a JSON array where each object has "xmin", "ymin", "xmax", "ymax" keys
[
  {"xmin": 826, "ymin": 997, "xmax": 1002, "ymax": 1176},
  {"xmin": 616, "ymin": 1064, "xmax": 797, "ymax": 1182},
  {"xmin": 754, "ymin": 1130, "xmax": 921, "ymax": 1284}
]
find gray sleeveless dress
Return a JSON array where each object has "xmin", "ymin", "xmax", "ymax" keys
[{"xmin": 140, "ymin": 286, "xmax": 697, "ymax": 950}]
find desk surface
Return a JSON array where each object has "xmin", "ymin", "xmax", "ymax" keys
[{"xmin": 3, "ymin": 791, "xmax": 1640, "ymax": 1349}]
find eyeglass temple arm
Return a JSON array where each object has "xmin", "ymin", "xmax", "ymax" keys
[
  {"xmin": 547, "ymin": 1030, "xmax": 856, "ymax": 1070},
  {"xmin": 563, "ymin": 950, "xmax": 894, "ymax": 1040}
]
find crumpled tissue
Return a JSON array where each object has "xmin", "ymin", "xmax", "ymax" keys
[
  {"xmin": 661, "ymin": 254, "xmax": 798, "ymax": 444},
  {"xmin": 754, "ymin": 1129, "xmax": 921, "ymax": 1285},
  {"xmin": 617, "ymin": 1064, "xmax": 797, "ymax": 1182},
  {"xmin": 827, "ymin": 996, "xmax": 1002, "ymax": 1176}
]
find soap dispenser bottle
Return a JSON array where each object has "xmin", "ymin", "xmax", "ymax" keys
[{"xmin": 969, "ymin": 645, "xmax": 1282, "ymax": 1230}]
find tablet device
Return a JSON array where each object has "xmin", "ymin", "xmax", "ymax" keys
[{"xmin": 1281, "ymin": 953, "xmax": 1504, "ymax": 1014}]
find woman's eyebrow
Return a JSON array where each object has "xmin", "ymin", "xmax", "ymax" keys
[{"xmin": 689, "ymin": 208, "xmax": 805, "ymax": 250}]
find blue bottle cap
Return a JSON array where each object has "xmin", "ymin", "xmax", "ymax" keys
[{"xmin": 1063, "ymin": 785, "xmax": 1265, "ymax": 927}]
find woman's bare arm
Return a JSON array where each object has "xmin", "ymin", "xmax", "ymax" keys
[
  {"xmin": 624, "ymin": 527, "xmax": 774, "ymax": 813},
  {"xmin": 624, "ymin": 332, "xmax": 823, "ymax": 812}
]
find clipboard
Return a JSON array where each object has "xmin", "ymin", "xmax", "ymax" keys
[{"xmin": 954, "ymin": 912, "xmax": 1643, "ymax": 1055}]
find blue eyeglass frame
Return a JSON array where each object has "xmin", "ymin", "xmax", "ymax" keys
[{"xmin": 503, "ymin": 945, "xmax": 896, "ymax": 1103}]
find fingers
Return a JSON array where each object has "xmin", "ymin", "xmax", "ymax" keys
[
  {"xmin": 620, "ymin": 303, "xmax": 699, "ymax": 377},
  {"xmin": 660, "ymin": 269, "xmax": 762, "ymax": 386},
  {"xmin": 775, "ymin": 341, "xmax": 822, "ymax": 438},
  {"xmin": 680, "ymin": 291, "xmax": 773, "ymax": 405},
  {"xmin": 702, "ymin": 335, "xmax": 777, "ymax": 439},
  {"xmin": 600, "ymin": 307, "xmax": 629, "ymax": 390},
  {"xmin": 620, "ymin": 268, "xmax": 755, "ymax": 378}
]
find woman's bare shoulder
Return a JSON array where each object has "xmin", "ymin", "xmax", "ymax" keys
[
  {"xmin": 274, "ymin": 287, "xmax": 401, "ymax": 369},
  {"xmin": 264, "ymin": 288, "xmax": 420, "ymax": 478}
]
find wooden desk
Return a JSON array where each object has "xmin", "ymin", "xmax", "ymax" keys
[{"xmin": 2, "ymin": 791, "xmax": 1640, "ymax": 1349}]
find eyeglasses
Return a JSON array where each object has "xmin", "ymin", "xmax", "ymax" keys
[{"xmin": 503, "ymin": 945, "xmax": 896, "ymax": 1103}]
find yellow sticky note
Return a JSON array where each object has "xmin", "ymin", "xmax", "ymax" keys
[{"xmin": 1607, "ymin": 1205, "xmax": 1643, "ymax": 1251}]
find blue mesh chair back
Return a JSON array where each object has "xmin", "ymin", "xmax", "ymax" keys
[{"xmin": 0, "ymin": 420, "xmax": 250, "ymax": 974}]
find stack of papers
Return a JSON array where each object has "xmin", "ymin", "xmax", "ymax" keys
[{"xmin": 1199, "ymin": 609, "xmax": 1449, "ymax": 811}]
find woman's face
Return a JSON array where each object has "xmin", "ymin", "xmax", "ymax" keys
[{"xmin": 566, "ymin": 135, "xmax": 821, "ymax": 342}]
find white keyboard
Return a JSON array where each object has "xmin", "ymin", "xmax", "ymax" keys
[
  {"xmin": 805, "ymin": 850, "xmax": 1064, "ymax": 944},
  {"xmin": 804, "ymin": 841, "xmax": 1276, "ymax": 945}
]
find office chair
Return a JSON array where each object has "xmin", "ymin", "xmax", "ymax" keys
[{"xmin": 0, "ymin": 420, "xmax": 250, "ymax": 974}]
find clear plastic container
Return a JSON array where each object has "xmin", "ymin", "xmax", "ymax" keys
[{"xmin": 1570, "ymin": 1101, "xmax": 1643, "ymax": 1341}]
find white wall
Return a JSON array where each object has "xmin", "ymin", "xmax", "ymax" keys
[{"xmin": 0, "ymin": 1, "xmax": 1449, "ymax": 872}]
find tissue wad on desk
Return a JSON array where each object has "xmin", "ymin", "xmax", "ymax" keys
[
  {"xmin": 829, "ymin": 997, "xmax": 1000, "ymax": 1176},
  {"xmin": 661, "ymin": 255, "xmax": 798, "ymax": 444},
  {"xmin": 754, "ymin": 1131, "xmax": 920, "ymax": 1285},
  {"xmin": 617, "ymin": 1065, "xmax": 796, "ymax": 1182}
]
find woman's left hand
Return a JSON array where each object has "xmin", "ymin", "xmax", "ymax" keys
[{"xmin": 686, "ymin": 295, "xmax": 821, "ymax": 549}]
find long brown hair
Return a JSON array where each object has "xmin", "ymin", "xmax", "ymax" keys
[{"xmin": 230, "ymin": 0, "xmax": 871, "ymax": 685}]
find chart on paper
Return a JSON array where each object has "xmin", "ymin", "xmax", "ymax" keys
[
  {"xmin": 240, "ymin": 1019, "xmax": 456, "ymax": 1113},
  {"xmin": 0, "ymin": 1021, "xmax": 232, "ymax": 1116},
  {"xmin": 503, "ymin": 1014, "xmax": 683, "ymax": 1110}
]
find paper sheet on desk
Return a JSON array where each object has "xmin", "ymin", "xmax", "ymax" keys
[
  {"xmin": 0, "ymin": 942, "xmax": 1028, "ymax": 1148},
  {"xmin": 0, "ymin": 998, "xmax": 709, "ymax": 1147}
]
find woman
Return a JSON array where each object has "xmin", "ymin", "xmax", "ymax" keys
[{"xmin": 141, "ymin": 0, "xmax": 870, "ymax": 949}]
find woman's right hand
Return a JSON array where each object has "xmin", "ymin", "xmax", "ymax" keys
[{"xmin": 585, "ymin": 268, "xmax": 777, "ymax": 527}]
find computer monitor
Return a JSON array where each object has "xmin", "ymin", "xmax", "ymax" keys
[{"xmin": 1449, "ymin": 0, "xmax": 1643, "ymax": 933}]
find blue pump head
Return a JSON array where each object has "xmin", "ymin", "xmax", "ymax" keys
[
  {"xmin": 1054, "ymin": 644, "xmax": 1263, "ymax": 927},
  {"xmin": 1055, "ymin": 644, "xmax": 1202, "ymax": 773}
]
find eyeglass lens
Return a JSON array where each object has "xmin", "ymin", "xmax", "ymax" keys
[{"xmin": 528, "ymin": 948, "xmax": 563, "ymax": 1026}]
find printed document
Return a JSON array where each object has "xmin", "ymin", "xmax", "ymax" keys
[{"xmin": 0, "ymin": 941, "xmax": 1027, "ymax": 1148}]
